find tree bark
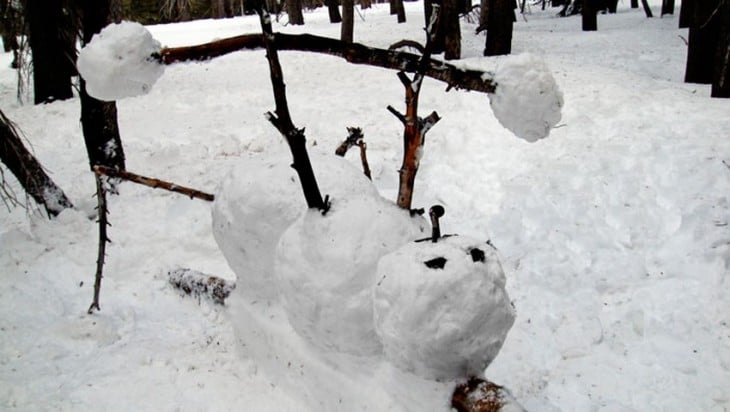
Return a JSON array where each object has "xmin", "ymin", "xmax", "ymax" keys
[
  {"xmin": 661, "ymin": 0, "xmax": 674, "ymax": 16},
  {"xmin": 484, "ymin": 0, "xmax": 514, "ymax": 56},
  {"xmin": 286, "ymin": 0, "xmax": 304, "ymax": 24},
  {"xmin": 0, "ymin": 110, "xmax": 73, "ymax": 217},
  {"xmin": 25, "ymin": 0, "xmax": 75, "ymax": 104},
  {"xmin": 685, "ymin": 0, "xmax": 721, "ymax": 84},
  {"xmin": 606, "ymin": 0, "xmax": 618, "ymax": 13},
  {"xmin": 160, "ymin": 33, "xmax": 497, "ymax": 93},
  {"xmin": 631, "ymin": 0, "xmax": 638, "ymax": 8},
  {"xmin": 712, "ymin": 0, "xmax": 729, "ymax": 97},
  {"xmin": 341, "ymin": 0, "xmax": 354, "ymax": 42},
  {"xmin": 583, "ymin": 0, "xmax": 597, "ymax": 31},
  {"xmin": 326, "ymin": 0, "xmax": 342, "ymax": 23},
  {"xmin": 79, "ymin": 0, "xmax": 126, "ymax": 174}
]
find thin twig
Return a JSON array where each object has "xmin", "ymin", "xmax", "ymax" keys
[
  {"xmin": 88, "ymin": 174, "xmax": 109, "ymax": 314},
  {"xmin": 93, "ymin": 165, "xmax": 214, "ymax": 201}
]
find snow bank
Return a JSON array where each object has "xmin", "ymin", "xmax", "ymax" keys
[
  {"xmin": 489, "ymin": 53, "xmax": 563, "ymax": 142},
  {"xmin": 373, "ymin": 236, "xmax": 515, "ymax": 380},
  {"xmin": 212, "ymin": 151, "xmax": 378, "ymax": 301},
  {"xmin": 274, "ymin": 193, "xmax": 427, "ymax": 355},
  {"xmin": 77, "ymin": 21, "xmax": 164, "ymax": 101}
]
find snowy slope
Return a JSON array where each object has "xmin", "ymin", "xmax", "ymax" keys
[{"xmin": 1, "ymin": 1, "xmax": 729, "ymax": 410}]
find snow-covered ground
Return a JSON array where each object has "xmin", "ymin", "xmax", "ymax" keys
[{"xmin": 1, "ymin": 1, "xmax": 729, "ymax": 410}]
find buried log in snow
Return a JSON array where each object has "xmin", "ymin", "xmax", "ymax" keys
[{"xmin": 168, "ymin": 268, "xmax": 235, "ymax": 305}]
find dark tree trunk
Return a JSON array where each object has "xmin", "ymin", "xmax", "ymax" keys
[
  {"xmin": 441, "ymin": 0, "xmax": 461, "ymax": 60},
  {"xmin": 360, "ymin": 0, "xmax": 371, "ymax": 8},
  {"xmin": 326, "ymin": 0, "xmax": 342, "ymax": 23},
  {"xmin": 394, "ymin": 0, "xmax": 406, "ymax": 22},
  {"xmin": 679, "ymin": 0, "xmax": 692, "ymax": 27},
  {"xmin": 390, "ymin": 0, "xmax": 397, "ymax": 14},
  {"xmin": 424, "ymin": 0, "xmax": 433, "ymax": 26},
  {"xmin": 0, "ymin": 110, "xmax": 73, "ymax": 217},
  {"xmin": 341, "ymin": 0, "xmax": 353, "ymax": 42},
  {"xmin": 661, "ymin": 0, "xmax": 674, "ymax": 15},
  {"xmin": 606, "ymin": 0, "xmax": 618, "ymax": 13},
  {"xmin": 479, "ymin": 0, "xmax": 489, "ymax": 29},
  {"xmin": 224, "ymin": 0, "xmax": 235, "ymax": 16},
  {"xmin": 631, "ymin": 0, "xmax": 638, "ymax": 8},
  {"xmin": 484, "ymin": 0, "xmax": 514, "ymax": 56},
  {"xmin": 25, "ymin": 0, "xmax": 75, "ymax": 104},
  {"xmin": 583, "ymin": 0, "xmax": 597, "ymax": 30},
  {"xmin": 286, "ymin": 0, "xmax": 304, "ymax": 24},
  {"xmin": 640, "ymin": 0, "xmax": 653, "ymax": 17},
  {"xmin": 685, "ymin": 0, "xmax": 721, "ymax": 84},
  {"xmin": 712, "ymin": 0, "xmax": 729, "ymax": 97},
  {"xmin": 79, "ymin": 0, "xmax": 126, "ymax": 172}
]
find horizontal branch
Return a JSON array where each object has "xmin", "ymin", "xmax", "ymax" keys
[
  {"xmin": 160, "ymin": 33, "xmax": 496, "ymax": 94},
  {"xmin": 93, "ymin": 166, "xmax": 214, "ymax": 202}
]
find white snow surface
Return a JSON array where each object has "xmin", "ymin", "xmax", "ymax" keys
[
  {"xmin": 374, "ymin": 236, "xmax": 515, "ymax": 380},
  {"xmin": 76, "ymin": 21, "xmax": 163, "ymax": 101},
  {"xmin": 489, "ymin": 53, "xmax": 564, "ymax": 142},
  {"xmin": 211, "ymin": 150, "xmax": 378, "ymax": 301},
  {"xmin": 1, "ymin": 1, "xmax": 729, "ymax": 410},
  {"xmin": 274, "ymin": 192, "xmax": 427, "ymax": 355}
]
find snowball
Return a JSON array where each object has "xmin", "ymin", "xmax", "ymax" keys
[
  {"xmin": 274, "ymin": 193, "xmax": 427, "ymax": 355},
  {"xmin": 212, "ymin": 151, "xmax": 378, "ymax": 302},
  {"xmin": 373, "ymin": 236, "xmax": 515, "ymax": 380},
  {"xmin": 77, "ymin": 21, "xmax": 163, "ymax": 101},
  {"xmin": 489, "ymin": 53, "xmax": 563, "ymax": 142}
]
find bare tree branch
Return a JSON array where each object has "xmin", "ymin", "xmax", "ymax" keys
[
  {"xmin": 93, "ymin": 165, "xmax": 214, "ymax": 201},
  {"xmin": 159, "ymin": 32, "xmax": 496, "ymax": 94}
]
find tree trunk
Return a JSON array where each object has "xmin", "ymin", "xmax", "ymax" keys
[
  {"xmin": 0, "ymin": 110, "xmax": 73, "ymax": 217},
  {"xmin": 390, "ymin": 0, "xmax": 397, "ymax": 14},
  {"xmin": 631, "ymin": 0, "xmax": 638, "ymax": 8},
  {"xmin": 286, "ymin": 0, "xmax": 304, "ymax": 24},
  {"xmin": 442, "ymin": 0, "xmax": 461, "ymax": 60},
  {"xmin": 25, "ymin": 0, "xmax": 75, "ymax": 104},
  {"xmin": 79, "ymin": 0, "xmax": 126, "ymax": 173},
  {"xmin": 341, "ymin": 0, "xmax": 354, "ymax": 42},
  {"xmin": 394, "ymin": 0, "xmax": 406, "ymax": 22},
  {"xmin": 224, "ymin": 0, "xmax": 235, "ymax": 16},
  {"xmin": 661, "ymin": 0, "xmax": 674, "ymax": 15},
  {"xmin": 640, "ymin": 0, "xmax": 653, "ymax": 17},
  {"xmin": 327, "ymin": 0, "xmax": 342, "ymax": 22},
  {"xmin": 685, "ymin": 0, "xmax": 721, "ymax": 84},
  {"xmin": 484, "ymin": 0, "xmax": 514, "ymax": 55},
  {"xmin": 583, "ymin": 0, "xmax": 597, "ymax": 30},
  {"xmin": 678, "ymin": 0, "xmax": 692, "ymax": 27},
  {"xmin": 712, "ymin": 0, "xmax": 729, "ymax": 97},
  {"xmin": 479, "ymin": 0, "xmax": 489, "ymax": 29},
  {"xmin": 606, "ymin": 0, "xmax": 618, "ymax": 13}
]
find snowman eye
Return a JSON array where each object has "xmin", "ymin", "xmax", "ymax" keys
[
  {"xmin": 424, "ymin": 257, "xmax": 447, "ymax": 269},
  {"xmin": 469, "ymin": 248, "xmax": 485, "ymax": 263}
]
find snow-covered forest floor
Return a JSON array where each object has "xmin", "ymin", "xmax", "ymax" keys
[{"xmin": 1, "ymin": 1, "xmax": 729, "ymax": 410}]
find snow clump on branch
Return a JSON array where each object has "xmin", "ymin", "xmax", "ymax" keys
[
  {"xmin": 77, "ymin": 21, "xmax": 163, "ymax": 101},
  {"xmin": 489, "ymin": 53, "xmax": 563, "ymax": 142}
]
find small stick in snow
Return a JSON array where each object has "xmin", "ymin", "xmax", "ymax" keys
[
  {"xmin": 334, "ymin": 127, "xmax": 371, "ymax": 180},
  {"xmin": 93, "ymin": 165, "xmax": 214, "ymax": 202},
  {"xmin": 88, "ymin": 174, "xmax": 110, "ymax": 314}
]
